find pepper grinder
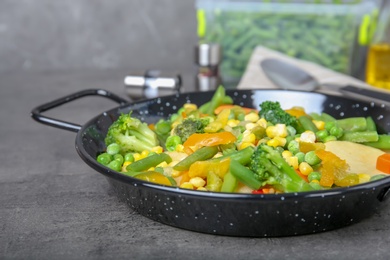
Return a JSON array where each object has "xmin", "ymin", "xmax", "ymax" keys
[{"xmin": 195, "ymin": 43, "xmax": 222, "ymax": 91}]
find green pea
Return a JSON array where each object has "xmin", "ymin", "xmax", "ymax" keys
[
  {"xmin": 107, "ymin": 159, "xmax": 122, "ymax": 171},
  {"xmin": 329, "ymin": 126, "xmax": 344, "ymax": 138},
  {"xmin": 166, "ymin": 135, "xmax": 182, "ymax": 152},
  {"xmin": 97, "ymin": 153, "xmax": 112, "ymax": 165},
  {"xmin": 124, "ymin": 153, "xmax": 135, "ymax": 162},
  {"xmin": 323, "ymin": 135, "xmax": 337, "ymax": 142},
  {"xmin": 155, "ymin": 120, "xmax": 171, "ymax": 135},
  {"xmin": 325, "ymin": 121, "xmax": 336, "ymax": 132},
  {"xmin": 309, "ymin": 181, "xmax": 322, "ymax": 190},
  {"xmin": 308, "ymin": 171, "xmax": 321, "ymax": 182},
  {"xmin": 237, "ymin": 113, "xmax": 245, "ymax": 121},
  {"xmin": 305, "ymin": 151, "xmax": 321, "ymax": 165},
  {"xmin": 114, "ymin": 154, "xmax": 124, "ymax": 165},
  {"xmin": 315, "ymin": 129, "xmax": 329, "ymax": 142},
  {"xmin": 295, "ymin": 152, "xmax": 305, "ymax": 164},
  {"xmin": 287, "ymin": 140, "xmax": 300, "ymax": 154},
  {"xmin": 107, "ymin": 143, "xmax": 120, "ymax": 155}
]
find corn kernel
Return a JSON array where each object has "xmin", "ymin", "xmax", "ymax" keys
[
  {"xmin": 197, "ymin": 187, "xmax": 208, "ymax": 191},
  {"xmin": 148, "ymin": 167, "xmax": 155, "ymax": 171},
  {"xmin": 312, "ymin": 120, "xmax": 325, "ymax": 131},
  {"xmin": 285, "ymin": 156, "xmax": 299, "ymax": 169},
  {"xmin": 170, "ymin": 169, "xmax": 183, "ymax": 178},
  {"xmin": 189, "ymin": 177, "xmax": 206, "ymax": 188},
  {"xmin": 282, "ymin": 150, "xmax": 293, "ymax": 159},
  {"xmin": 151, "ymin": 146, "xmax": 164, "ymax": 154},
  {"xmin": 267, "ymin": 137, "xmax": 286, "ymax": 148},
  {"xmin": 242, "ymin": 133, "xmax": 256, "ymax": 144},
  {"xmin": 244, "ymin": 112, "xmax": 259, "ymax": 123},
  {"xmin": 299, "ymin": 162, "xmax": 313, "ymax": 175},
  {"xmin": 257, "ymin": 118, "xmax": 267, "ymax": 128},
  {"xmin": 133, "ymin": 153, "xmax": 142, "ymax": 161},
  {"xmin": 184, "ymin": 103, "xmax": 197, "ymax": 114},
  {"xmin": 121, "ymin": 161, "xmax": 132, "ymax": 172},
  {"xmin": 239, "ymin": 142, "xmax": 255, "ymax": 150},
  {"xmin": 227, "ymin": 119, "xmax": 239, "ymax": 128},
  {"xmin": 266, "ymin": 124, "xmax": 288, "ymax": 138},
  {"xmin": 310, "ymin": 179, "xmax": 320, "ymax": 184},
  {"xmin": 175, "ymin": 144, "xmax": 184, "ymax": 152},
  {"xmin": 358, "ymin": 173, "xmax": 371, "ymax": 184},
  {"xmin": 180, "ymin": 182, "xmax": 194, "ymax": 190},
  {"xmin": 300, "ymin": 131, "xmax": 316, "ymax": 143},
  {"xmin": 244, "ymin": 122, "xmax": 257, "ymax": 131},
  {"xmin": 156, "ymin": 161, "xmax": 168, "ymax": 168},
  {"xmin": 141, "ymin": 150, "xmax": 149, "ymax": 158},
  {"xmin": 204, "ymin": 121, "xmax": 223, "ymax": 133}
]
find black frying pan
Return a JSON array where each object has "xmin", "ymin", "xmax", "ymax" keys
[{"xmin": 31, "ymin": 88, "xmax": 390, "ymax": 237}]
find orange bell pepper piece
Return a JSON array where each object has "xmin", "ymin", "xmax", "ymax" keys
[
  {"xmin": 183, "ymin": 132, "xmax": 237, "ymax": 148},
  {"xmin": 376, "ymin": 153, "xmax": 390, "ymax": 174}
]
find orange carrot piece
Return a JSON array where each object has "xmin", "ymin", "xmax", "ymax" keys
[{"xmin": 376, "ymin": 154, "xmax": 390, "ymax": 174}]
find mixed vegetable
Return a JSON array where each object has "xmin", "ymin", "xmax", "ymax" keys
[{"xmin": 97, "ymin": 86, "xmax": 390, "ymax": 194}]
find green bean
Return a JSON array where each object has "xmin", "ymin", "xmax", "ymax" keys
[
  {"xmin": 173, "ymin": 146, "xmax": 219, "ymax": 171},
  {"xmin": 127, "ymin": 153, "xmax": 172, "ymax": 172},
  {"xmin": 230, "ymin": 160, "xmax": 262, "ymax": 190},
  {"xmin": 298, "ymin": 115, "xmax": 318, "ymax": 132},
  {"xmin": 364, "ymin": 135, "xmax": 390, "ymax": 150},
  {"xmin": 221, "ymin": 171, "xmax": 238, "ymax": 193},
  {"xmin": 340, "ymin": 131, "xmax": 379, "ymax": 143},
  {"xmin": 336, "ymin": 117, "xmax": 367, "ymax": 132},
  {"xmin": 366, "ymin": 117, "xmax": 377, "ymax": 131},
  {"xmin": 213, "ymin": 146, "xmax": 254, "ymax": 166}
]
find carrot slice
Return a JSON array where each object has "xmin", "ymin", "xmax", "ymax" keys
[{"xmin": 376, "ymin": 154, "xmax": 390, "ymax": 174}]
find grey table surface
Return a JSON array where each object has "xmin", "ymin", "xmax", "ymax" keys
[{"xmin": 1, "ymin": 69, "xmax": 390, "ymax": 260}]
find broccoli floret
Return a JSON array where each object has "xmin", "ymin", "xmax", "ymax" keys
[
  {"xmin": 173, "ymin": 117, "xmax": 211, "ymax": 143},
  {"xmin": 249, "ymin": 143, "xmax": 314, "ymax": 193},
  {"xmin": 259, "ymin": 101, "xmax": 297, "ymax": 126},
  {"xmin": 105, "ymin": 112, "xmax": 159, "ymax": 153}
]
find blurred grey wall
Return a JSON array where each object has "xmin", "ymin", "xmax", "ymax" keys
[{"xmin": 0, "ymin": 0, "xmax": 198, "ymax": 72}]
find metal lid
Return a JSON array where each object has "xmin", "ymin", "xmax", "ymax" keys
[{"xmin": 195, "ymin": 43, "xmax": 222, "ymax": 66}]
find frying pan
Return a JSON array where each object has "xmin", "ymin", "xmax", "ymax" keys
[{"xmin": 31, "ymin": 88, "xmax": 390, "ymax": 237}]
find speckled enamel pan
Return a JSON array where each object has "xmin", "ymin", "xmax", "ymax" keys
[{"xmin": 31, "ymin": 88, "xmax": 390, "ymax": 237}]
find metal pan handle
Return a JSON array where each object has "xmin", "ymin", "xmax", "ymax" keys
[{"xmin": 31, "ymin": 89, "xmax": 128, "ymax": 133}]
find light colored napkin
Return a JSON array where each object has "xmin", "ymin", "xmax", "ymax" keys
[{"xmin": 237, "ymin": 46, "xmax": 374, "ymax": 93}]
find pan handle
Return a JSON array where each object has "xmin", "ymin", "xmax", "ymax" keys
[{"xmin": 31, "ymin": 89, "xmax": 128, "ymax": 133}]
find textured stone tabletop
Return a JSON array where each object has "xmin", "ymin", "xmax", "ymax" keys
[{"xmin": 1, "ymin": 70, "xmax": 390, "ymax": 260}]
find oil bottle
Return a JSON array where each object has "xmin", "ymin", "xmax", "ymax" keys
[{"xmin": 366, "ymin": 2, "xmax": 390, "ymax": 89}]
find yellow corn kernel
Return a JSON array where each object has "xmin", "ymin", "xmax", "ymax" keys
[
  {"xmin": 244, "ymin": 112, "xmax": 259, "ymax": 123},
  {"xmin": 204, "ymin": 121, "xmax": 223, "ymax": 133},
  {"xmin": 257, "ymin": 118, "xmax": 268, "ymax": 128},
  {"xmin": 227, "ymin": 119, "xmax": 239, "ymax": 128},
  {"xmin": 133, "ymin": 153, "xmax": 142, "ymax": 161},
  {"xmin": 170, "ymin": 169, "xmax": 183, "ymax": 178},
  {"xmin": 267, "ymin": 137, "xmax": 286, "ymax": 148},
  {"xmin": 151, "ymin": 146, "xmax": 164, "ymax": 154},
  {"xmin": 197, "ymin": 187, "xmax": 208, "ymax": 191},
  {"xmin": 300, "ymin": 131, "xmax": 316, "ymax": 143},
  {"xmin": 312, "ymin": 120, "xmax": 325, "ymax": 131},
  {"xmin": 189, "ymin": 177, "xmax": 206, "ymax": 188},
  {"xmin": 266, "ymin": 124, "xmax": 288, "ymax": 138},
  {"xmin": 148, "ymin": 167, "xmax": 155, "ymax": 171},
  {"xmin": 141, "ymin": 150, "xmax": 149, "ymax": 158},
  {"xmin": 184, "ymin": 103, "xmax": 197, "ymax": 114},
  {"xmin": 180, "ymin": 182, "xmax": 194, "ymax": 190},
  {"xmin": 239, "ymin": 142, "xmax": 255, "ymax": 150},
  {"xmin": 175, "ymin": 144, "xmax": 184, "ymax": 152},
  {"xmin": 299, "ymin": 162, "xmax": 313, "ymax": 175},
  {"xmin": 285, "ymin": 156, "xmax": 299, "ymax": 169},
  {"xmin": 358, "ymin": 173, "xmax": 371, "ymax": 184},
  {"xmin": 310, "ymin": 179, "xmax": 320, "ymax": 184},
  {"xmin": 282, "ymin": 150, "xmax": 293, "ymax": 159},
  {"xmin": 245, "ymin": 122, "xmax": 257, "ymax": 131},
  {"xmin": 121, "ymin": 161, "xmax": 132, "ymax": 172},
  {"xmin": 242, "ymin": 133, "xmax": 256, "ymax": 144},
  {"xmin": 156, "ymin": 161, "xmax": 168, "ymax": 168}
]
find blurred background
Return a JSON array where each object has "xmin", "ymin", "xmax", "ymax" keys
[{"xmin": 0, "ymin": 0, "xmax": 389, "ymax": 92}]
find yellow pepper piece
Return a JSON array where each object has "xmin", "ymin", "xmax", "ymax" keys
[{"xmin": 188, "ymin": 157, "xmax": 231, "ymax": 179}]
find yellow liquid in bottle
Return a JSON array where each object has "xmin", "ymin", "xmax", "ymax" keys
[{"xmin": 366, "ymin": 43, "xmax": 390, "ymax": 89}]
